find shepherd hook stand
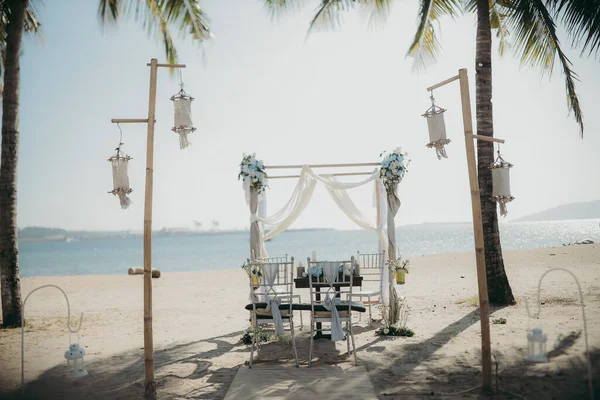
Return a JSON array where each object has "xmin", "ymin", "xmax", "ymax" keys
[{"xmin": 21, "ymin": 285, "xmax": 84, "ymax": 395}]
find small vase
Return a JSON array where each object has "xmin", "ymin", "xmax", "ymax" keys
[
  {"xmin": 251, "ymin": 274, "xmax": 261, "ymax": 288},
  {"xmin": 396, "ymin": 270, "xmax": 406, "ymax": 285}
]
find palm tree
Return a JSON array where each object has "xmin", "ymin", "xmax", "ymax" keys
[
  {"xmin": 0, "ymin": 0, "xmax": 40, "ymax": 328},
  {"xmin": 0, "ymin": 0, "xmax": 211, "ymax": 329},
  {"xmin": 264, "ymin": 0, "xmax": 599, "ymax": 305}
]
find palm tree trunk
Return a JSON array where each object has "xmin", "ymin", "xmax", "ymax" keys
[
  {"xmin": 0, "ymin": 0, "xmax": 28, "ymax": 328},
  {"xmin": 475, "ymin": 0, "xmax": 515, "ymax": 306}
]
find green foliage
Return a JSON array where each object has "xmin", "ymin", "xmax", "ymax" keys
[
  {"xmin": 240, "ymin": 328, "xmax": 274, "ymax": 345},
  {"xmin": 97, "ymin": 0, "xmax": 212, "ymax": 65},
  {"xmin": 375, "ymin": 325, "xmax": 415, "ymax": 337}
]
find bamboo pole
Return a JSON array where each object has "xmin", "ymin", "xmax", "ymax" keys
[
  {"xmin": 143, "ymin": 58, "xmax": 158, "ymax": 400},
  {"xmin": 473, "ymin": 134, "xmax": 505, "ymax": 144},
  {"xmin": 268, "ymin": 171, "xmax": 374, "ymax": 179},
  {"xmin": 426, "ymin": 74, "xmax": 460, "ymax": 91},
  {"xmin": 264, "ymin": 162, "xmax": 379, "ymax": 169},
  {"xmin": 146, "ymin": 62, "xmax": 186, "ymax": 68},
  {"xmin": 458, "ymin": 68, "xmax": 492, "ymax": 391},
  {"xmin": 111, "ymin": 118, "xmax": 150, "ymax": 123}
]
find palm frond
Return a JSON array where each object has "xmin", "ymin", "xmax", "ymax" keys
[
  {"xmin": 547, "ymin": 0, "xmax": 600, "ymax": 59},
  {"xmin": 361, "ymin": 0, "xmax": 393, "ymax": 31},
  {"xmin": 489, "ymin": 0, "xmax": 510, "ymax": 55},
  {"xmin": 307, "ymin": 0, "xmax": 355, "ymax": 33},
  {"xmin": 507, "ymin": 0, "xmax": 583, "ymax": 135},
  {"xmin": 98, "ymin": 0, "xmax": 120, "ymax": 25},
  {"xmin": 98, "ymin": 0, "xmax": 212, "ymax": 64},
  {"xmin": 406, "ymin": 0, "xmax": 461, "ymax": 71},
  {"xmin": 263, "ymin": 0, "xmax": 308, "ymax": 19}
]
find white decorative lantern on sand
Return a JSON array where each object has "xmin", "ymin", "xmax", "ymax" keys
[
  {"xmin": 171, "ymin": 84, "xmax": 196, "ymax": 150},
  {"xmin": 64, "ymin": 342, "xmax": 88, "ymax": 377},
  {"xmin": 422, "ymin": 93, "xmax": 451, "ymax": 159},
  {"xmin": 489, "ymin": 150, "xmax": 514, "ymax": 217},
  {"xmin": 108, "ymin": 143, "xmax": 132, "ymax": 209},
  {"xmin": 527, "ymin": 327, "xmax": 548, "ymax": 362}
]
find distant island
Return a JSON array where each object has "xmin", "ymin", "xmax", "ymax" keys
[
  {"xmin": 17, "ymin": 226, "xmax": 335, "ymax": 243},
  {"xmin": 514, "ymin": 200, "xmax": 600, "ymax": 222}
]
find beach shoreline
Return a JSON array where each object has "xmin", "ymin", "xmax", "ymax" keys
[{"xmin": 1, "ymin": 244, "xmax": 599, "ymax": 399}]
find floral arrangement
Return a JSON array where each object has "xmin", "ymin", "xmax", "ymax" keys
[
  {"xmin": 306, "ymin": 263, "xmax": 355, "ymax": 280},
  {"xmin": 386, "ymin": 257, "xmax": 410, "ymax": 273},
  {"xmin": 238, "ymin": 153, "xmax": 268, "ymax": 194},
  {"xmin": 377, "ymin": 294, "xmax": 413, "ymax": 337},
  {"xmin": 379, "ymin": 147, "xmax": 410, "ymax": 190},
  {"xmin": 309, "ymin": 265, "xmax": 323, "ymax": 279}
]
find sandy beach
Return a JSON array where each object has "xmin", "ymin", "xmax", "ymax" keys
[{"xmin": 0, "ymin": 244, "xmax": 598, "ymax": 399}]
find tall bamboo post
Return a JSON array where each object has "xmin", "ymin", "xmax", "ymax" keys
[
  {"xmin": 110, "ymin": 58, "xmax": 186, "ymax": 400},
  {"xmin": 425, "ymin": 68, "xmax": 506, "ymax": 392},
  {"xmin": 143, "ymin": 58, "xmax": 158, "ymax": 399},
  {"xmin": 458, "ymin": 68, "xmax": 492, "ymax": 390}
]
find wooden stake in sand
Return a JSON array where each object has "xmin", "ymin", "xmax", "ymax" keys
[
  {"xmin": 111, "ymin": 58, "xmax": 186, "ymax": 400},
  {"xmin": 426, "ymin": 69, "xmax": 506, "ymax": 392}
]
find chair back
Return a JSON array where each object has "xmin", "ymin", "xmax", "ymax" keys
[
  {"xmin": 248, "ymin": 257, "xmax": 295, "ymax": 314},
  {"xmin": 263, "ymin": 254, "xmax": 289, "ymax": 264},
  {"xmin": 306, "ymin": 257, "xmax": 355, "ymax": 314},
  {"xmin": 356, "ymin": 251, "xmax": 385, "ymax": 283}
]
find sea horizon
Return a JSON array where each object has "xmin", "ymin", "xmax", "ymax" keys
[{"xmin": 17, "ymin": 218, "xmax": 600, "ymax": 278}]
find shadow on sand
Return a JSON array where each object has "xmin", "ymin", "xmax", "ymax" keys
[{"xmin": 3, "ymin": 310, "xmax": 599, "ymax": 400}]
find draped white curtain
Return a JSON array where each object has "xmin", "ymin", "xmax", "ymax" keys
[{"xmin": 374, "ymin": 179, "xmax": 390, "ymax": 305}]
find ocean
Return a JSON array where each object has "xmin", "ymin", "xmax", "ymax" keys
[{"xmin": 18, "ymin": 219, "xmax": 600, "ymax": 277}]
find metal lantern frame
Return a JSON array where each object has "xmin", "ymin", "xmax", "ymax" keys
[
  {"xmin": 422, "ymin": 92, "xmax": 451, "ymax": 159},
  {"xmin": 108, "ymin": 142, "xmax": 133, "ymax": 209},
  {"xmin": 489, "ymin": 149, "xmax": 515, "ymax": 217},
  {"xmin": 526, "ymin": 327, "xmax": 548, "ymax": 362},
  {"xmin": 64, "ymin": 341, "xmax": 88, "ymax": 377},
  {"xmin": 170, "ymin": 81, "xmax": 196, "ymax": 150}
]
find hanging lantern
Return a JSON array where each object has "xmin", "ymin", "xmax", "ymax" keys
[
  {"xmin": 171, "ymin": 84, "xmax": 196, "ymax": 150},
  {"xmin": 422, "ymin": 93, "xmax": 451, "ymax": 159},
  {"xmin": 527, "ymin": 327, "xmax": 548, "ymax": 362},
  {"xmin": 489, "ymin": 150, "xmax": 514, "ymax": 217},
  {"xmin": 64, "ymin": 342, "xmax": 88, "ymax": 377},
  {"xmin": 108, "ymin": 144, "xmax": 132, "ymax": 209}
]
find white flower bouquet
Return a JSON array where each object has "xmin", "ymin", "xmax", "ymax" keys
[
  {"xmin": 379, "ymin": 147, "xmax": 410, "ymax": 190},
  {"xmin": 238, "ymin": 153, "xmax": 268, "ymax": 194}
]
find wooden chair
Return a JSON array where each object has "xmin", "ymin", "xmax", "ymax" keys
[
  {"xmin": 306, "ymin": 257, "xmax": 358, "ymax": 366},
  {"xmin": 349, "ymin": 250, "xmax": 386, "ymax": 326},
  {"xmin": 247, "ymin": 257, "xmax": 299, "ymax": 368}
]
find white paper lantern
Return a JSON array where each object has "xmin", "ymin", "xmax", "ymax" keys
[
  {"xmin": 422, "ymin": 95, "xmax": 451, "ymax": 160},
  {"xmin": 527, "ymin": 328, "xmax": 548, "ymax": 362},
  {"xmin": 108, "ymin": 151, "xmax": 132, "ymax": 209},
  {"xmin": 171, "ymin": 88, "xmax": 196, "ymax": 150},
  {"xmin": 489, "ymin": 152, "xmax": 514, "ymax": 217},
  {"xmin": 64, "ymin": 343, "xmax": 88, "ymax": 377}
]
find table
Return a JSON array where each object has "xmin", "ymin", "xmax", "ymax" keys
[{"xmin": 294, "ymin": 276, "xmax": 363, "ymax": 339}]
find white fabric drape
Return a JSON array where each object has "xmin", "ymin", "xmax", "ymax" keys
[
  {"xmin": 262, "ymin": 263, "xmax": 285, "ymax": 336},
  {"xmin": 304, "ymin": 167, "xmax": 379, "ymax": 189},
  {"xmin": 261, "ymin": 169, "xmax": 318, "ymax": 241},
  {"xmin": 322, "ymin": 262, "xmax": 345, "ymax": 341},
  {"xmin": 250, "ymin": 189, "xmax": 268, "ymax": 260},
  {"xmin": 323, "ymin": 176, "xmax": 387, "ymax": 254},
  {"xmin": 375, "ymin": 179, "xmax": 390, "ymax": 306}
]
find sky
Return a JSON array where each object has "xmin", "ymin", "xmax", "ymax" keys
[{"xmin": 14, "ymin": 0, "xmax": 600, "ymax": 232}]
